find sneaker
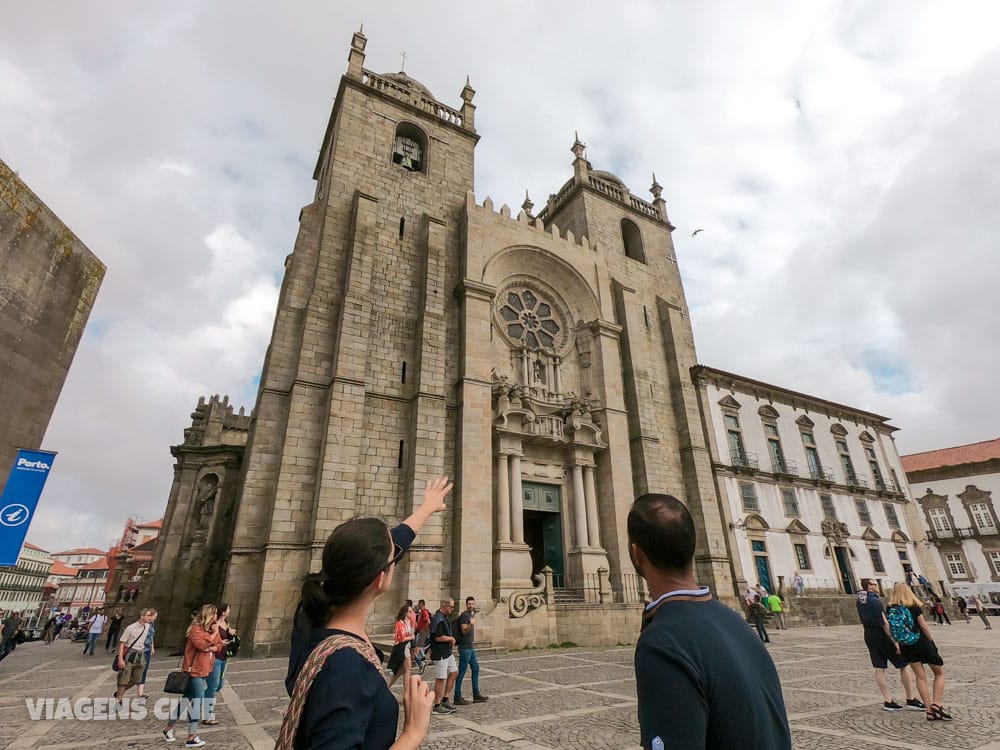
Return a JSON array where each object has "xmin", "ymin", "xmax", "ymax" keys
[
  {"xmin": 883, "ymin": 701, "xmax": 904, "ymax": 712},
  {"xmin": 432, "ymin": 703, "xmax": 452, "ymax": 715},
  {"xmin": 163, "ymin": 729, "xmax": 176, "ymax": 743},
  {"xmin": 473, "ymin": 694, "xmax": 489, "ymax": 703},
  {"xmin": 905, "ymin": 698, "xmax": 926, "ymax": 711},
  {"xmin": 453, "ymin": 696, "xmax": 470, "ymax": 706},
  {"xmin": 184, "ymin": 738, "xmax": 206, "ymax": 748}
]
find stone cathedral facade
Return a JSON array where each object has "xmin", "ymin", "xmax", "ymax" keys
[{"xmin": 148, "ymin": 31, "xmax": 733, "ymax": 653}]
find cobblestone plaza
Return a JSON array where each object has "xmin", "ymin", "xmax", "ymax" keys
[{"xmin": 1, "ymin": 623, "xmax": 997, "ymax": 749}]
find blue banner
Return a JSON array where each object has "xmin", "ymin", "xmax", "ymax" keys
[{"xmin": 0, "ymin": 449, "xmax": 56, "ymax": 566}]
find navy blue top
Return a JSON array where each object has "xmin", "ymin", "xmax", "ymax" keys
[
  {"xmin": 428, "ymin": 610, "xmax": 453, "ymax": 660},
  {"xmin": 856, "ymin": 590, "xmax": 886, "ymax": 629},
  {"xmin": 635, "ymin": 594, "xmax": 790, "ymax": 750},
  {"xmin": 285, "ymin": 524, "xmax": 415, "ymax": 750}
]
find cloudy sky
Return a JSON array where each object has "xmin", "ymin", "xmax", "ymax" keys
[{"xmin": 3, "ymin": 1, "xmax": 999, "ymax": 553}]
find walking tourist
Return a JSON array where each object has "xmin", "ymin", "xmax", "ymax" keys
[
  {"xmin": 856, "ymin": 578, "xmax": 922, "ymax": 712},
  {"xmin": 972, "ymin": 595, "xmax": 993, "ymax": 629},
  {"xmin": 956, "ymin": 596, "xmax": 970, "ymax": 623},
  {"xmin": 387, "ymin": 603, "xmax": 414, "ymax": 688},
  {"xmin": 453, "ymin": 596, "xmax": 488, "ymax": 705},
  {"xmin": 429, "ymin": 599, "xmax": 459, "ymax": 714},
  {"xmin": 106, "ymin": 608, "xmax": 124, "ymax": 650},
  {"xmin": 0, "ymin": 611, "xmax": 23, "ymax": 661},
  {"xmin": 43, "ymin": 615, "xmax": 57, "ymax": 644},
  {"xmin": 202, "ymin": 603, "xmax": 234, "ymax": 725},
  {"xmin": 276, "ymin": 477, "xmax": 450, "ymax": 750},
  {"xmin": 114, "ymin": 609, "xmax": 153, "ymax": 703},
  {"xmin": 887, "ymin": 583, "xmax": 953, "ymax": 721},
  {"xmin": 931, "ymin": 596, "xmax": 951, "ymax": 626},
  {"xmin": 162, "ymin": 604, "xmax": 226, "ymax": 747},
  {"xmin": 748, "ymin": 595, "xmax": 771, "ymax": 643},
  {"xmin": 629, "ymin": 493, "xmax": 790, "ymax": 749},
  {"xmin": 84, "ymin": 608, "xmax": 106, "ymax": 655},
  {"xmin": 765, "ymin": 592, "xmax": 785, "ymax": 629},
  {"xmin": 792, "ymin": 571, "xmax": 805, "ymax": 597},
  {"xmin": 134, "ymin": 609, "xmax": 157, "ymax": 704}
]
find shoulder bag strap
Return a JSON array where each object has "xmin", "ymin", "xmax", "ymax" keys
[{"xmin": 274, "ymin": 634, "xmax": 383, "ymax": 750}]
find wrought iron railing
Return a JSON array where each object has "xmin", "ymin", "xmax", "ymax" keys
[
  {"xmin": 770, "ymin": 457, "xmax": 798, "ymax": 476},
  {"xmin": 809, "ymin": 466, "xmax": 835, "ymax": 482},
  {"xmin": 730, "ymin": 450, "xmax": 759, "ymax": 470}
]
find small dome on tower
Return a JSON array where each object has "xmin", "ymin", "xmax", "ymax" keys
[
  {"xmin": 382, "ymin": 72, "xmax": 436, "ymax": 101},
  {"xmin": 590, "ymin": 170, "xmax": 628, "ymax": 190}
]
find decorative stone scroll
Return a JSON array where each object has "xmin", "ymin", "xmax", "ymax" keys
[{"xmin": 507, "ymin": 567, "xmax": 550, "ymax": 617}]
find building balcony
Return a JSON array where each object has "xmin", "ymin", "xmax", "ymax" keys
[
  {"xmin": 770, "ymin": 457, "xmax": 799, "ymax": 476},
  {"xmin": 846, "ymin": 474, "xmax": 869, "ymax": 490},
  {"xmin": 730, "ymin": 451, "xmax": 759, "ymax": 471},
  {"xmin": 926, "ymin": 526, "xmax": 978, "ymax": 542},
  {"xmin": 809, "ymin": 466, "xmax": 835, "ymax": 482}
]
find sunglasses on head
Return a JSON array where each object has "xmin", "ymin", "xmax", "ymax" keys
[{"xmin": 380, "ymin": 543, "xmax": 405, "ymax": 572}]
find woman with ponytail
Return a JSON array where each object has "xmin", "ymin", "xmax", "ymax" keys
[{"xmin": 279, "ymin": 477, "xmax": 453, "ymax": 750}]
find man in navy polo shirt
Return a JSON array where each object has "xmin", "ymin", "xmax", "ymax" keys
[{"xmin": 630, "ymin": 494, "xmax": 790, "ymax": 749}]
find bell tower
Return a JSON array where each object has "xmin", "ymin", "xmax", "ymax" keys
[{"xmin": 222, "ymin": 30, "xmax": 479, "ymax": 654}]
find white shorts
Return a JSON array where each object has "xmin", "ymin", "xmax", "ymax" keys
[{"xmin": 431, "ymin": 654, "xmax": 458, "ymax": 680}]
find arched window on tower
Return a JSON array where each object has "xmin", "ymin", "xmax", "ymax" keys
[
  {"xmin": 620, "ymin": 218, "xmax": 646, "ymax": 263},
  {"xmin": 392, "ymin": 122, "xmax": 427, "ymax": 173}
]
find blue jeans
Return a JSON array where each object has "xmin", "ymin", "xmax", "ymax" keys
[
  {"xmin": 84, "ymin": 633, "xmax": 100, "ymax": 655},
  {"xmin": 167, "ymin": 675, "xmax": 207, "ymax": 737},
  {"xmin": 753, "ymin": 618, "xmax": 770, "ymax": 643},
  {"xmin": 455, "ymin": 648, "xmax": 480, "ymax": 699},
  {"xmin": 204, "ymin": 658, "xmax": 227, "ymax": 719},
  {"xmin": 139, "ymin": 648, "xmax": 152, "ymax": 687}
]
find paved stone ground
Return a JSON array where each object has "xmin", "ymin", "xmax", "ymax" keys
[{"xmin": 1, "ymin": 621, "xmax": 999, "ymax": 749}]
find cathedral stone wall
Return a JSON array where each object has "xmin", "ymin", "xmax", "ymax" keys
[{"xmin": 0, "ymin": 159, "xmax": 104, "ymax": 489}]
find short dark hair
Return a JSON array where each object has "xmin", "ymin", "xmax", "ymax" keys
[
  {"xmin": 466, "ymin": 596, "xmax": 475, "ymax": 604},
  {"xmin": 627, "ymin": 494, "xmax": 696, "ymax": 572}
]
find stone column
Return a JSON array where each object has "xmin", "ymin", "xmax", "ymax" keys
[
  {"xmin": 510, "ymin": 454, "xmax": 524, "ymax": 544},
  {"xmin": 497, "ymin": 453, "xmax": 511, "ymax": 544},
  {"xmin": 572, "ymin": 464, "xmax": 588, "ymax": 548},
  {"xmin": 584, "ymin": 465, "xmax": 600, "ymax": 548}
]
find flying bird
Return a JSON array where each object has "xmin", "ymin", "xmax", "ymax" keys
[{"xmin": 691, "ymin": 229, "xmax": 704, "ymax": 237}]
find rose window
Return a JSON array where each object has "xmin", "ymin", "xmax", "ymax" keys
[{"xmin": 498, "ymin": 289, "xmax": 561, "ymax": 350}]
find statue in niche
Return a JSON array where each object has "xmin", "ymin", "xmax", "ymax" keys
[
  {"xmin": 195, "ymin": 476, "xmax": 219, "ymax": 529},
  {"xmin": 533, "ymin": 359, "xmax": 546, "ymax": 384}
]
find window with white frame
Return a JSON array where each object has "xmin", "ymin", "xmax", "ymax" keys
[
  {"xmin": 739, "ymin": 482, "xmax": 759, "ymax": 512},
  {"xmin": 820, "ymin": 494, "xmax": 837, "ymax": 520},
  {"xmin": 883, "ymin": 503, "xmax": 901, "ymax": 529},
  {"xmin": 781, "ymin": 489, "xmax": 799, "ymax": 516},
  {"xmin": 969, "ymin": 503, "xmax": 998, "ymax": 534},
  {"xmin": 945, "ymin": 553, "xmax": 967, "ymax": 577},
  {"xmin": 928, "ymin": 507, "xmax": 953, "ymax": 536},
  {"xmin": 855, "ymin": 499, "xmax": 872, "ymax": 526},
  {"xmin": 988, "ymin": 551, "xmax": 1000, "ymax": 576}
]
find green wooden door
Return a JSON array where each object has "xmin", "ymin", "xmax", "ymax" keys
[{"xmin": 522, "ymin": 482, "xmax": 564, "ymax": 582}]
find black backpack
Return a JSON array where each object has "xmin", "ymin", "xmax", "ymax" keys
[{"xmin": 226, "ymin": 631, "xmax": 241, "ymax": 658}]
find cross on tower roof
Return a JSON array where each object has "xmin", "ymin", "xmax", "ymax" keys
[{"xmin": 400, "ymin": 50, "xmax": 407, "ymax": 71}]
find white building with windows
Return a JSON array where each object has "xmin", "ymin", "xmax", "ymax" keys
[
  {"xmin": 692, "ymin": 366, "xmax": 940, "ymax": 597},
  {"xmin": 902, "ymin": 437, "xmax": 1000, "ymax": 591},
  {"xmin": 0, "ymin": 542, "xmax": 53, "ymax": 624},
  {"xmin": 51, "ymin": 548, "xmax": 106, "ymax": 568}
]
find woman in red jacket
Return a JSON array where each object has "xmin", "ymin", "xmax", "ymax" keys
[{"xmin": 162, "ymin": 604, "xmax": 228, "ymax": 748}]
